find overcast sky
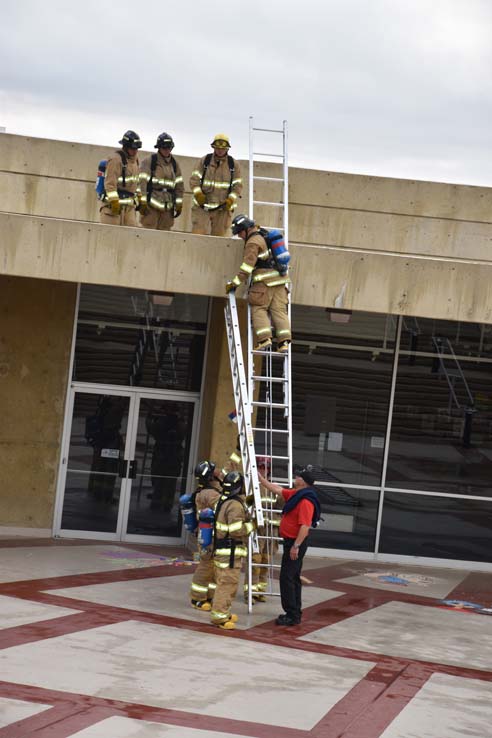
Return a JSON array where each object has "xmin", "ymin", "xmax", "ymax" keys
[{"xmin": 2, "ymin": 0, "xmax": 492, "ymax": 186}]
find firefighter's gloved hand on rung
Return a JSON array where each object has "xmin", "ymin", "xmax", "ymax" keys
[
  {"xmin": 225, "ymin": 196, "xmax": 235, "ymax": 211},
  {"xmin": 174, "ymin": 204, "xmax": 182, "ymax": 218},
  {"xmin": 225, "ymin": 281, "xmax": 237, "ymax": 295},
  {"xmin": 195, "ymin": 190, "xmax": 206, "ymax": 206},
  {"xmin": 138, "ymin": 201, "xmax": 149, "ymax": 216},
  {"xmin": 110, "ymin": 199, "xmax": 121, "ymax": 215}
]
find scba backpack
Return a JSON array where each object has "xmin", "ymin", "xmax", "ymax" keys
[
  {"xmin": 258, "ymin": 227, "xmax": 291, "ymax": 275},
  {"xmin": 95, "ymin": 151, "xmax": 127, "ymax": 201}
]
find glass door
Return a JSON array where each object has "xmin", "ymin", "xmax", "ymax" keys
[
  {"xmin": 55, "ymin": 388, "xmax": 198, "ymax": 542},
  {"xmin": 122, "ymin": 395, "xmax": 197, "ymax": 540},
  {"xmin": 57, "ymin": 390, "xmax": 132, "ymax": 537}
]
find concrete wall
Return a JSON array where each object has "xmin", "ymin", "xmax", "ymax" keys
[
  {"xmin": 0, "ymin": 275, "xmax": 77, "ymax": 530},
  {"xmin": 2, "ymin": 132, "xmax": 492, "ymax": 322},
  {"xmin": 2, "ymin": 132, "xmax": 492, "ymax": 534}
]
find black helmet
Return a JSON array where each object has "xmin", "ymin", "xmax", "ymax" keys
[
  {"xmin": 155, "ymin": 132, "xmax": 175, "ymax": 150},
  {"xmin": 195, "ymin": 460, "xmax": 216, "ymax": 485},
  {"xmin": 222, "ymin": 471, "xmax": 244, "ymax": 496},
  {"xmin": 119, "ymin": 130, "xmax": 142, "ymax": 149},
  {"xmin": 232, "ymin": 214, "xmax": 255, "ymax": 235}
]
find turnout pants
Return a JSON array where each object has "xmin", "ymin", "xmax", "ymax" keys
[
  {"xmin": 250, "ymin": 284, "xmax": 291, "ymax": 345},
  {"xmin": 210, "ymin": 555, "xmax": 242, "ymax": 624},
  {"xmin": 100, "ymin": 205, "xmax": 137, "ymax": 227},
  {"xmin": 279, "ymin": 538, "xmax": 308, "ymax": 622},
  {"xmin": 140, "ymin": 207, "xmax": 175, "ymax": 231},
  {"xmin": 191, "ymin": 206, "xmax": 232, "ymax": 236},
  {"xmin": 190, "ymin": 548, "xmax": 216, "ymax": 603}
]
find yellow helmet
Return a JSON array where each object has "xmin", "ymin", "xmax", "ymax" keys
[{"xmin": 211, "ymin": 133, "xmax": 231, "ymax": 149}]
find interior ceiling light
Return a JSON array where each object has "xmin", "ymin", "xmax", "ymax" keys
[{"xmin": 150, "ymin": 292, "xmax": 174, "ymax": 306}]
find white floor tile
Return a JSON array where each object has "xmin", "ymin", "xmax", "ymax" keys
[
  {"xmin": 381, "ymin": 673, "xmax": 492, "ymax": 738},
  {"xmin": 70, "ymin": 716, "xmax": 256, "ymax": 738},
  {"xmin": 0, "ymin": 697, "xmax": 50, "ymax": 727},
  {"xmin": 0, "ymin": 546, "xmax": 174, "ymax": 583},
  {"xmin": 301, "ymin": 601, "xmax": 492, "ymax": 670},
  {"xmin": 335, "ymin": 567, "xmax": 466, "ymax": 599},
  {"xmin": 0, "ymin": 594, "xmax": 80, "ymax": 629},
  {"xmin": 0, "ymin": 620, "xmax": 373, "ymax": 730},
  {"xmin": 49, "ymin": 574, "xmax": 342, "ymax": 629}
]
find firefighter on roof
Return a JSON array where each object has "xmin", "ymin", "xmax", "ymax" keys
[
  {"xmin": 227, "ymin": 214, "xmax": 292, "ymax": 352},
  {"xmin": 139, "ymin": 132, "xmax": 184, "ymax": 231},
  {"xmin": 100, "ymin": 130, "xmax": 143, "ymax": 227},
  {"xmin": 190, "ymin": 134, "xmax": 243, "ymax": 237}
]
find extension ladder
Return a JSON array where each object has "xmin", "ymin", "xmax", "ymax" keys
[{"xmin": 246, "ymin": 117, "xmax": 293, "ymax": 609}]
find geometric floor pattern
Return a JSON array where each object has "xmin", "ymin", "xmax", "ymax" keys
[{"xmin": 1, "ymin": 538, "xmax": 492, "ymax": 738}]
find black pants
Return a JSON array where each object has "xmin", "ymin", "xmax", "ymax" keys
[{"xmin": 280, "ymin": 537, "xmax": 308, "ymax": 622}]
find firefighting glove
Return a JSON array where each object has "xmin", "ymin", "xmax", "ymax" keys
[
  {"xmin": 225, "ymin": 196, "xmax": 235, "ymax": 212},
  {"xmin": 174, "ymin": 204, "xmax": 182, "ymax": 218},
  {"xmin": 225, "ymin": 280, "xmax": 237, "ymax": 295},
  {"xmin": 138, "ymin": 201, "xmax": 149, "ymax": 216},
  {"xmin": 110, "ymin": 199, "xmax": 121, "ymax": 216},
  {"xmin": 195, "ymin": 190, "xmax": 206, "ymax": 207}
]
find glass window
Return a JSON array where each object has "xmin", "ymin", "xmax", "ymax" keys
[
  {"xmin": 278, "ymin": 307, "xmax": 396, "ymax": 487},
  {"xmin": 311, "ymin": 485, "xmax": 380, "ymax": 552},
  {"xmin": 379, "ymin": 491, "xmax": 492, "ymax": 563},
  {"xmin": 73, "ymin": 285, "xmax": 208, "ymax": 391},
  {"xmin": 387, "ymin": 326, "xmax": 492, "ymax": 496}
]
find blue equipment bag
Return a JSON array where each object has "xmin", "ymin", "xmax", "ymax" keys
[
  {"xmin": 259, "ymin": 227, "xmax": 291, "ymax": 274},
  {"xmin": 179, "ymin": 493, "xmax": 198, "ymax": 533},
  {"xmin": 95, "ymin": 160, "xmax": 107, "ymax": 200},
  {"xmin": 198, "ymin": 507, "xmax": 215, "ymax": 548}
]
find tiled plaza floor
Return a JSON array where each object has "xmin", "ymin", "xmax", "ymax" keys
[{"xmin": 0, "ymin": 538, "xmax": 492, "ymax": 737}]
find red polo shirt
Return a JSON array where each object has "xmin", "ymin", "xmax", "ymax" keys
[{"xmin": 279, "ymin": 488, "xmax": 314, "ymax": 539}]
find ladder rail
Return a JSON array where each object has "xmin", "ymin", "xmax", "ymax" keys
[{"xmin": 245, "ymin": 117, "xmax": 292, "ymax": 611}]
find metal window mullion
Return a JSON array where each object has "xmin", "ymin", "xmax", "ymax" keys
[{"xmin": 374, "ymin": 315, "xmax": 402, "ymax": 554}]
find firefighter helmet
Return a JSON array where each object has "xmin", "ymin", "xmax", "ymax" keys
[
  {"xmin": 232, "ymin": 214, "xmax": 255, "ymax": 235},
  {"xmin": 119, "ymin": 130, "xmax": 142, "ymax": 149},
  {"xmin": 211, "ymin": 133, "xmax": 231, "ymax": 149},
  {"xmin": 195, "ymin": 460, "xmax": 216, "ymax": 485},
  {"xmin": 222, "ymin": 471, "xmax": 244, "ymax": 496},
  {"xmin": 155, "ymin": 132, "xmax": 175, "ymax": 150}
]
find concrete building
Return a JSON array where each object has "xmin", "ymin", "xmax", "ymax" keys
[{"xmin": 2, "ymin": 132, "xmax": 492, "ymax": 568}]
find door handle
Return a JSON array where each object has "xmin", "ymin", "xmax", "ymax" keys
[
  {"xmin": 118, "ymin": 458, "xmax": 127, "ymax": 478},
  {"xmin": 128, "ymin": 459, "xmax": 138, "ymax": 479}
]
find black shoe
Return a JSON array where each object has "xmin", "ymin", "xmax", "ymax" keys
[{"xmin": 275, "ymin": 614, "xmax": 301, "ymax": 626}]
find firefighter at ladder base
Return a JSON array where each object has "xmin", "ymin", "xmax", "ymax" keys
[
  {"xmin": 99, "ymin": 130, "xmax": 145, "ymax": 227},
  {"xmin": 226, "ymin": 214, "xmax": 291, "ymax": 352},
  {"xmin": 139, "ymin": 132, "xmax": 184, "ymax": 232},
  {"xmin": 184, "ymin": 460, "xmax": 222, "ymax": 611},
  {"xmin": 190, "ymin": 134, "xmax": 243, "ymax": 236},
  {"xmin": 244, "ymin": 456, "xmax": 284, "ymax": 603},
  {"xmin": 211, "ymin": 471, "xmax": 254, "ymax": 630}
]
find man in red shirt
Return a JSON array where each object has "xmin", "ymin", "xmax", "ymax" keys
[{"xmin": 258, "ymin": 465, "xmax": 320, "ymax": 626}]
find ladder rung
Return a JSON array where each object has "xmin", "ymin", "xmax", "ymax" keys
[
  {"xmin": 253, "ymin": 200, "xmax": 284, "ymax": 207},
  {"xmin": 268, "ymin": 455, "xmax": 289, "ymax": 460},
  {"xmin": 252, "ymin": 401, "xmax": 289, "ymax": 408},
  {"xmin": 252, "ymin": 349, "xmax": 288, "ymax": 356},
  {"xmin": 252, "ymin": 427, "xmax": 289, "ymax": 433},
  {"xmin": 252, "ymin": 127, "xmax": 284, "ymax": 134},
  {"xmin": 252, "ymin": 375, "xmax": 288, "ymax": 382},
  {"xmin": 253, "ymin": 176, "xmax": 284, "ymax": 182},
  {"xmin": 253, "ymin": 151, "xmax": 284, "ymax": 158}
]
